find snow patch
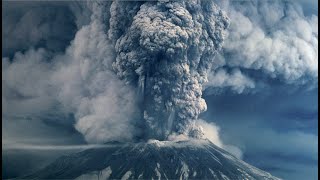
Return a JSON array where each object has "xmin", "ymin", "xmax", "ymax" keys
[
  {"xmin": 147, "ymin": 139, "xmax": 210, "ymax": 148},
  {"xmin": 180, "ymin": 162, "xmax": 189, "ymax": 180},
  {"xmin": 209, "ymin": 168, "xmax": 218, "ymax": 179},
  {"xmin": 121, "ymin": 171, "xmax": 132, "ymax": 180},
  {"xmin": 154, "ymin": 163, "xmax": 161, "ymax": 179},
  {"xmin": 138, "ymin": 173, "xmax": 144, "ymax": 179},
  {"xmin": 219, "ymin": 171, "xmax": 230, "ymax": 180},
  {"xmin": 75, "ymin": 166, "xmax": 112, "ymax": 180}
]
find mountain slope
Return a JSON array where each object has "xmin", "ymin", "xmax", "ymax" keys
[{"xmin": 22, "ymin": 140, "xmax": 281, "ymax": 180}]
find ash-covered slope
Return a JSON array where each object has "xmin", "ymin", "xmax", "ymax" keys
[{"xmin": 22, "ymin": 140, "xmax": 280, "ymax": 180}]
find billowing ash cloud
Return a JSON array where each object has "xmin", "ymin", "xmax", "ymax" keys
[
  {"xmin": 204, "ymin": 0, "xmax": 318, "ymax": 94},
  {"xmin": 108, "ymin": 0, "xmax": 229, "ymax": 140},
  {"xmin": 2, "ymin": 0, "xmax": 230, "ymax": 144}
]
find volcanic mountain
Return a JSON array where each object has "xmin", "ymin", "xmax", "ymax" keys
[{"xmin": 21, "ymin": 140, "xmax": 281, "ymax": 180}]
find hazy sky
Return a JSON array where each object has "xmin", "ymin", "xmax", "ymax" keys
[{"xmin": 2, "ymin": 1, "xmax": 318, "ymax": 179}]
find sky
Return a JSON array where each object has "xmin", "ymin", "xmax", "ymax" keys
[{"xmin": 2, "ymin": 0, "xmax": 318, "ymax": 180}]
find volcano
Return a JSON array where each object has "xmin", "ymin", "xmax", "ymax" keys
[{"xmin": 21, "ymin": 140, "xmax": 281, "ymax": 180}]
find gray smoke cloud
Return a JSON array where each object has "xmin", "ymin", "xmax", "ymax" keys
[
  {"xmin": 204, "ymin": 0, "xmax": 318, "ymax": 94},
  {"xmin": 109, "ymin": 0, "xmax": 229, "ymax": 140}
]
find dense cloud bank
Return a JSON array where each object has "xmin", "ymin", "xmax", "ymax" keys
[{"xmin": 205, "ymin": 0, "xmax": 318, "ymax": 94}]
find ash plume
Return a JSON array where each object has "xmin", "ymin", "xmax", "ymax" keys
[
  {"xmin": 3, "ymin": 0, "xmax": 228, "ymax": 143},
  {"xmin": 108, "ymin": 0, "xmax": 229, "ymax": 140}
]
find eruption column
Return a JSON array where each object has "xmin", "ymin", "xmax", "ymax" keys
[{"xmin": 109, "ymin": 0, "xmax": 229, "ymax": 140}]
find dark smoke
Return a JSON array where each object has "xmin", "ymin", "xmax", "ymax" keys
[{"xmin": 109, "ymin": 0, "xmax": 229, "ymax": 140}]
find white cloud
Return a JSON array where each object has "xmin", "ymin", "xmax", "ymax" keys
[
  {"xmin": 205, "ymin": 68, "xmax": 255, "ymax": 94},
  {"xmin": 206, "ymin": 0, "xmax": 318, "ymax": 94},
  {"xmin": 196, "ymin": 119, "xmax": 243, "ymax": 159}
]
